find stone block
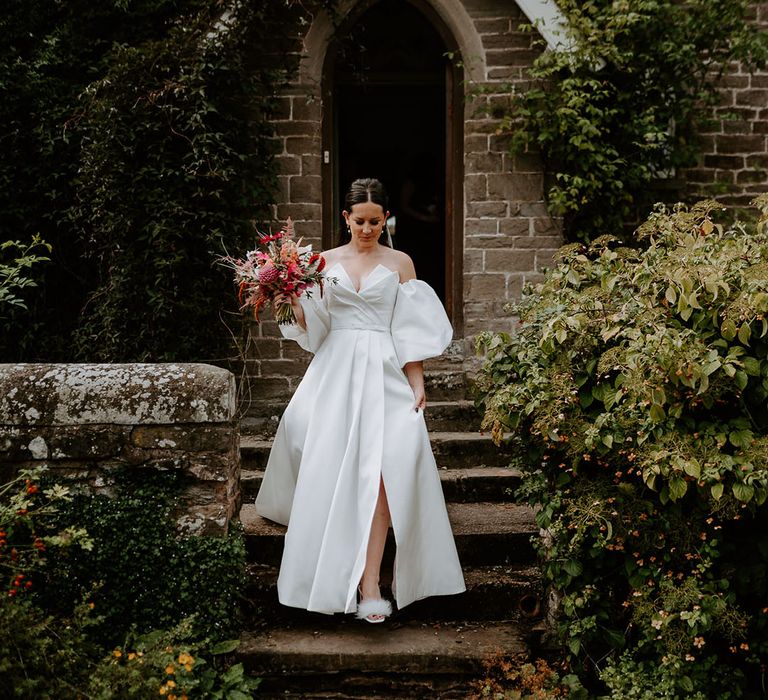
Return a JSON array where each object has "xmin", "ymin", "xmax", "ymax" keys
[
  {"xmin": 466, "ymin": 234, "xmax": 516, "ymax": 249},
  {"xmin": 130, "ymin": 425, "xmax": 234, "ymax": 452},
  {"xmin": 276, "ymin": 203, "xmax": 321, "ymax": 221},
  {"xmin": 485, "ymin": 249, "xmax": 536, "ymax": 272},
  {"xmin": 488, "ymin": 172, "xmax": 543, "ymax": 201},
  {"xmin": 275, "ymin": 155, "xmax": 301, "ymax": 176},
  {"xmin": 254, "ymin": 377, "xmax": 292, "ymax": 400},
  {"xmin": 465, "ymin": 273, "xmax": 507, "ymax": 299},
  {"xmin": 483, "ymin": 33, "xmax": 531, "ymax": 50},
  {"xmin": 735, "ymin": 89, "xmax": 768, "ymax": 107},
  {"xmin": 535, "ymin": 249, "xmax": 560, "ymax": 272},
  {"xmin": 464, "ymin": 134, "xmax": 489, "ymax": 153},
  {"xmin": 487, "ymin": 67, "xmax": 524, "ymax": 81},
  {"xmin": 302, "ymin": 154, "xmax": 321, "ymax": 177},
  {"xmin": 465, "ymin": 174, "xmax": 488, "ymax": 201},
  {"xmin": 466, "ymin": 152, "xmax": 503, "ymax": 174},
  {"xmin": 466, "ymin": 201, "xmax": 508, "ymax": 218},
  {"xmin": 704, "ymin": 154, "xmax": 745, "ymax": 169},
  {"xmin": 716, "ymin": 134, "xmax": 765, "ymax": 153},
  {"xmin": 485, "ymin": 49, "xmax": 539, "ymax": 67},
  {"xmin": 464, "ymin": 249, "xmax": 485, "ymax": 273},
  {"xmin": 292, "ymin": 96, "xmax": 322, "ymax": 121},
  {"xmin": 736, "ymin": 169, "xmax": 767, "ymax": 184},
  {"xmin": 272, "ymin": 96, "xmax": 291, "ymax": 120},
  {"xmin": 285, "ymin": 136, "xmax": 320, "ymax": 156},
  {"xmin": 465, "ymin": 218, "xmax": 499, "ymax": 235},
  {"xmin": 512, "ymin": 234, "xmax": 563, "ymax": 249},
  {"xmin": 0, "ymin": 364, "xmax": 235, "ymax": 426},
  {"xmin": 532, "ymin": 218, "xmax": 562, "ymax": 236},
  {"xmin": 260, "ymin": 358, "xmax": 309, "ymax": 377},
  {"xmin": 497, "ymin": 218, "xmax": 531, "ymax": 235},
  {"xmin": 290, "ymin": 175, "xmax": 322, "ymax": 203},
  {"xmin": 473, "ymin": 18, "xmax": 510, "ymax": 34},
  {"xmin": 275, "ymin": 121, "xmax": 320, "ymax": 137}
]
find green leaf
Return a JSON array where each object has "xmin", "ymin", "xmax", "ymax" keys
[
  {"xmin": 738, "ymin": 323, "xmax": 751, "ymax": 345},
  {"xmin": 734, "ymin": 370, "xmax": 748, "ymax": 390},
  {"xmin": 683, "ymin": 460, "xmax": 700, "ymax": 479},
  {"xmin": 711, "ymin": 482, "xmax": 724, "ymax": 500},
  {"xmin": 210, "ymin": 639, "xmax": 240, "ymax": 655},
  {"xmin": 665, "ymin": 285, "xmax": 676, "ymax": 304},
  {"xmin": 649, "ymin": 403, "xmax": 665, "ymax": 422},
  {"xmin": 721, "ymin": 319, "xmax": 737, "ymax": 340},
  {"xmin": 743, "ymin": 357, "xmax": 761, "ymax": 376},
  {"xmin": 563, "ymin": 560, "xmax": 583, "ymax": 577},
  {"xmin": 733, "ymin": 482, "xmax": 754, "ymax": 503},
  {"xmin": 668, "ymin": 476, "xmax": 687, "ymax": 501}
]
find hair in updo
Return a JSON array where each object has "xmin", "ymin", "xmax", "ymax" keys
[{"xmin": 341, "ymin": 178, "xmax": 391, "ymax": 247}]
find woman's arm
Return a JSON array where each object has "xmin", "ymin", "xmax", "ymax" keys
[{"xmin": 404, "ymin": 360, "xmax": 425, "ymax": 411}]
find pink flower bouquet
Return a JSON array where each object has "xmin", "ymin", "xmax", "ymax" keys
[{"xmin": 217, "ymin": 218, "xmax": 331, "ymax": 324}]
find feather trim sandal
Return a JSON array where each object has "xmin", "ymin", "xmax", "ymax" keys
[{"xmin": 356, "ymin": 585, "xmax": 392, "ymax": 623}]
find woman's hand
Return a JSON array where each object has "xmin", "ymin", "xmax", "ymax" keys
[
  {"xmin": 290, "ymin": 293, "xmax": 307, "ymax": 331},
  {"xmin": 403, "ymin": 360, "xmax": 426, "ymax": 412}
]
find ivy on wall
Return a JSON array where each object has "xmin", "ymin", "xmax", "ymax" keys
[
  {"xmin": 0, "ymin": 0, "xmax": 321, "ymax": 362},
  {"xmin": 499, "ymin": 0, "xmax": 768, "ymax": 243}
]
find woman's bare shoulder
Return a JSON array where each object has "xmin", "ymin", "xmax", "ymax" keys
[{"xmin": 383, "ymin": 249, "xmax": 417, "ymax": 282}]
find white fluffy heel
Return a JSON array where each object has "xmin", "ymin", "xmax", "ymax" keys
[{"xmin": 356, "ymin": 596, "xmax": 392, "ymax": 623}]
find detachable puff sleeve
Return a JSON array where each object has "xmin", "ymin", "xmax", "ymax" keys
[
  {"xmin": 391, "ymin": 279, "xmax": 453, "ymax": 366},
  {"xmin": 279, "ymin": 282, "xmax": 331, "ymax": 353}
]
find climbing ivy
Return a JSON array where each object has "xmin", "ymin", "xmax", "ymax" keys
[
  {"xmin": 494, "ymin": 0, "xmax": 768, "ymax": 243},
  {"xmin": 0, "ymin": 0, "xmax": 324, "ymax": 362}
]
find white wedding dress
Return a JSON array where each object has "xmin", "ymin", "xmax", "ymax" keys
[{"xmin": 254, "ymin": 261, "xmax": 466, "ymax": 614}]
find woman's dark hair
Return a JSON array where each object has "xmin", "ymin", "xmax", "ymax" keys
[{"xmin": 341, "ymin": 178, "xmax": 392, "ymax": 247}]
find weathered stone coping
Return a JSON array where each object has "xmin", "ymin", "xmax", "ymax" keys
[
  {"xmin": 0, "ymin": 363, "xmax": 235, "ymax": 425},
  {"xmin": 0, "ymin": 363, "xmax": 240, "ymax": 536}
]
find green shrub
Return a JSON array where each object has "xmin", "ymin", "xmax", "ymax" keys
[
  {"xmin": 475, "ymin": 195, "xmax": 768, "ymax": 696},
  {"xmin": 36, "ymin": 468, "xmax": 247, "ymax": 647},
  {"xmin": 86, "ymin": 616, "xmax": 260, "ymax": 700},
  {"xmin": 486, "ymin": 0, "xmax": 768, "ymax": 242}
]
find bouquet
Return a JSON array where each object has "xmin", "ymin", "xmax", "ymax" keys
[{"xmin": 217, "ymin": 217, "xmax": 332, "ymax": 324}]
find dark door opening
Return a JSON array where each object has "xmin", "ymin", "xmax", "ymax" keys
[{"xmin": 327, "ymin": 0, "xmax": 449, "ymax": 303}]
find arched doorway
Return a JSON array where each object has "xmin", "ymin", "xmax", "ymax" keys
[{"xmin": 322, "ymin": 0, "xmax": 463, "ymax": 323}]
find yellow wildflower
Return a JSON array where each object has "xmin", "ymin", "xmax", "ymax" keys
[
  {"xmin": 112, "ymin": 649, "xmax": 122, "ymax": 658},
  {"xmin": 166, "ymin": 680, "xmax": 176, "ymax": 688},
  {"xmin": 128, "ymin": 652, "xmax": 136, "ymax": 660},
  {"xmin": 159, "ymin": 688, "xmax": 167, "ymax": 696},
  {"xmin": 88, "ymin": 602, "xmax": 95, "ymax": 609},
  {"xmin": 165, "ymin": 664, "xmax": 175, "ymax": 675}
]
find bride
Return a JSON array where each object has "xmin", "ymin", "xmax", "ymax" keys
[{"xmin": 254, "ymin": 178, "xmax": 465, "ymax": 623}]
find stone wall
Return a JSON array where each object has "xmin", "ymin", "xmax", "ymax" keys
[
  {"xmin": 0, "ymin": 363, "xmax": 240, "ymax": 536},
  {"xmin": 460, "ymin": 0, "xmax": 558, "ymax": 340},
  {"xmin": 681, "ymin": 2, "xmax": 768, "ymax": 209}
]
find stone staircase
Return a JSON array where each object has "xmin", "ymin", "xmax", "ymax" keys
[{"xmin": 235, "ymin": 361, "xmax": 545, "ymax": 698}]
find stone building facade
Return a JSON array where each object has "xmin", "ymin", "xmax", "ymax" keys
[{"xmin": 242, "ymin": 0, "xmax": 768, "ymax": 409}]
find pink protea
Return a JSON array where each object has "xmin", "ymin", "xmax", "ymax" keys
[{"xmin": 258, "ymin": 262, "xmax": 280, "ymax": 284}]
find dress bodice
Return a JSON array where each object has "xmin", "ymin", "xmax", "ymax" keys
[
  {"xmin": 325, "ymin": 262, "xmax": 399, "ymax": 331},
  {"xmin": 280, "ymin": 259, "xmax": 453, "ymax": 366}
]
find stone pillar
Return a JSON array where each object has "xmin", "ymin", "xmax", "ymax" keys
[{"xmin": 0, "ymin": 363, "xmax": 240, "ymax": 536}]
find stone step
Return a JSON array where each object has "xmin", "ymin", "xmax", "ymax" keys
[
  {"xmin": 239, "ymin": 432, "xmax": 511, "ymax": 471},
  {"xmin": 238, "ymin": 619, "xmax": 529, "ymax": 698},
  {"xmin": 239, "ymin": 501, "xmax": 537, "ymax": 568},
  {"xmin": 243, "ymin": 562, "xmax": 543, "ymax": 624},
  {"xmin": 241, "ymin": 399, "xmax": 484, "ymax": 438},
  {"xmin": 241, "ymin": 466, "xmax": 521, "ymax": 503},
  {"xmin": 424, "ymin": 369, "xmax": 470, "ymax": 401}
]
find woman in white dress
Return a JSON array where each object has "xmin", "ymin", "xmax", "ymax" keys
[{"xmin": 254, "ymin": 178, "xmax": 465, "ymax": 623}]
